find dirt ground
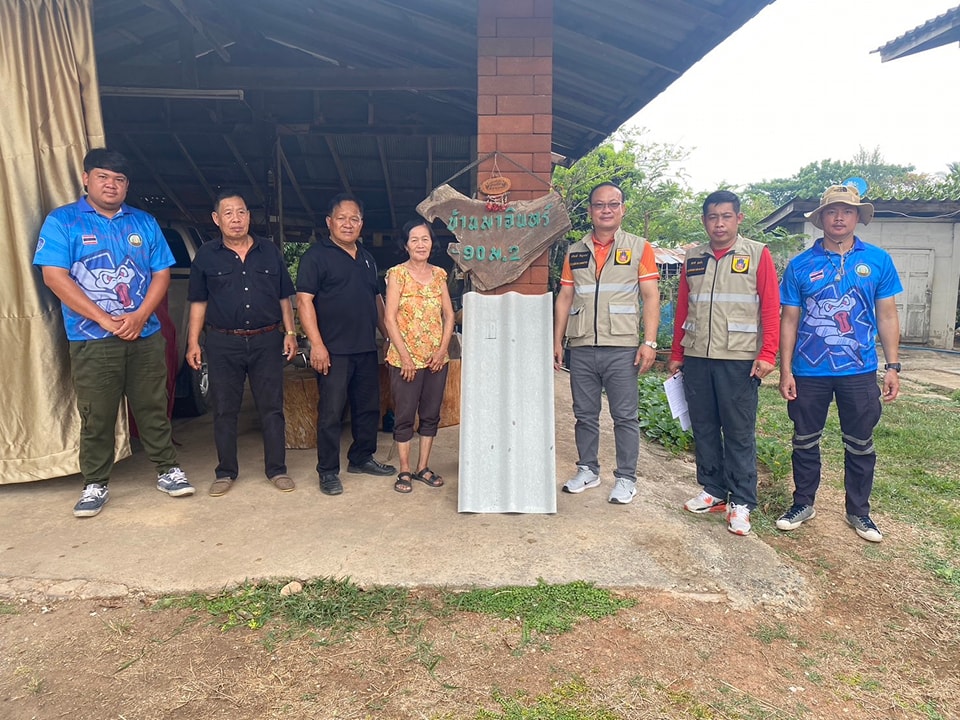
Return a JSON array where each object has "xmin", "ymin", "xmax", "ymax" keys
[
  {"xmin": 3, "ymin": 350, "xmax": 959, "ymax": 720},
  {"xmin": 3, "ymin": 491, "xmax": 959, "ymax": 719}
]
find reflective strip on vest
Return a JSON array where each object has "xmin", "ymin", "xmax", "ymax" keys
[
  {"xmin": 688, "ymin": 293, "xmax": 759, "ymax": 304},
  {"xmin": 575, "ymin": 282, "xmax": 639, "ymax": 296}
]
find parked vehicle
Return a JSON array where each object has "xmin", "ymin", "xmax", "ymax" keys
[{"xmin": 162, "ymin": 222, "xmax": 209, "ymax": 416}]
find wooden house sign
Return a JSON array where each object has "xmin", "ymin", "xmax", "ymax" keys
[{"xmin": 416, "ymin": 184, "xmax": 572, "ymax": 291}]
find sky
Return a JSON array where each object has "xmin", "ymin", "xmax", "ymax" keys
[{"xmin": 629, "ymin": 0, "xmax": 960, "ymax": 191}]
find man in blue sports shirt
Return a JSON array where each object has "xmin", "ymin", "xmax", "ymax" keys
[
  {"xmin": 776, "ymin": 185, "xmax": 902, "ymax": 543},
  {"xmin": 33, "ymin": 148, "xmax": 194, "ymax": 518}
]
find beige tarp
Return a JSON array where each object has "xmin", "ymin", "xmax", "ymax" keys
[{"xmin": 0, "ymin": 0, "xmax": 130, "ymax": 484}]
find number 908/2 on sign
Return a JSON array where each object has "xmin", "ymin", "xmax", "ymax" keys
[{"xmin": 448, "ymin": 244, "xmax": 521, "ymax": 262}]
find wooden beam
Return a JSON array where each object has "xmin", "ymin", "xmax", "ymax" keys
[
  {"xmin": 277, "ymin": 141, "xmax": 316, "ymax": 223},
  {"xmin": 222, "ymin": 135, "xmax": 266, "ymax": 205},
  {"xmin": 98, "ymin": 65, "xmax": 476, "ymax": 92},
  {"xmin": 164, "ymin": 0, "xmax": 231, "ymax": 62},
  {"xmin": 377, "ymin": 137, "xmax": 397, "ymax": 231},
  {"xmin": 121, "ymin": 133, "xmax": 196, "ymax": 223},
  {"xmin": 109, "ymin": 120, "xmax": 475, "ymax": 137},
  {"xmin": 324, "ymin": 137, "xmax": 352, "ymax": 194},
  {"xmin": 426, "ymin": 136, "xmax": 434, "ymax": 196},
  {"xmin": 177, "ymin": 19, "xmax": 198, "ymax": 87},
  {"xmin": 172, "ymin": 134, "xmax": 216, "ymax": 203}
]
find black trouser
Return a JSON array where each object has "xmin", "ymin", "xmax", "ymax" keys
[
  {"xmin": 388, "ymin": 363, "xmax": 449, "ymax": 443},
  {"xmin": 788, "ymin": 372, "xmax": 882, "ymax": 517},
  {"xmin": 682, "ymin": 357, "xmax": 759, "ymax": 508},
  {"xmin": 315, "ymin": 351, "xmax": 380, "ymax": 475},
  {"xmin": 206, "ymin": 329, "xmax": 287, "ymax": 480}
]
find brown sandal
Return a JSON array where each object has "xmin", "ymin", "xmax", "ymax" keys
[{"xmin": 394, "ymin": 472, "xmax": 414, "ymax": 493}]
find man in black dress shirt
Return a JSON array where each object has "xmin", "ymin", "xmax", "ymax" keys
[
  {"xmin": 186, "ymin": 191, "xmax": 298, "ymax": 496},
  {"xmin": 296, "ymin": 193, "xmax": 396, "ymax": 496}
]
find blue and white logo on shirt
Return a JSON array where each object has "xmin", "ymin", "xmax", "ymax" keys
[{"xmin": 797, "ymin": 286, "xmax": 873, "ymax": 372}]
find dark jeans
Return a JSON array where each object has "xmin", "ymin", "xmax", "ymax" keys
[
  {"xmin": 788, "ymin": 372, "xmax": 882, "ymax": 516},
  {"xmin": 206, "ymin": 329, "xmax": 287, "ymax": 480},
  {"xmin": 388, "ymin": 363, "xmax": 449, "ymax": 443},
  {"xmin": 682, "ymin": 357, "xmax": 759, "ymax": 508},
  {"xmin": 69, "ymin": 332, "xmax": 178, "ymax": 484},
  {"xmin": 315, "ymin": 351, "xmax": 380, "ymax": 474}
]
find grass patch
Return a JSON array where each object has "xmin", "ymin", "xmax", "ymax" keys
[
  {"xmin": 474, "ymin": 679, "xmax": 619, "ymax": 720},
  {"xmin": 445, "ymin": 580, "xmax": 635, "ymax": 637},
  {"xmin": 0, "ymin": 601, "xmax": 19, "ymax": 615},
  {"xmin": 161, "ymin": 577, "xmax": 410, "ymax": 638}
]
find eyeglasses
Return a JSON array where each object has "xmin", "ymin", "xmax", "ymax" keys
[{"xmin": 590, "ymin": 201, "xmax": 622, "ymax": 210}]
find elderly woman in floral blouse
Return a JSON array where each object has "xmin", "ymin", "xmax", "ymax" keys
[{"xmin": 383, "ymin": 220, "xmax": 456, "ymax": 493}]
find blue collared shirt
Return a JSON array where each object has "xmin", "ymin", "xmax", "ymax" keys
[
  {"xmin": 780, "ymin": 237, "xmax": 902, "ymax": 376},
  {"xmin": 33, "ymin": 197, "xmax": 175, "ymax": 341}
]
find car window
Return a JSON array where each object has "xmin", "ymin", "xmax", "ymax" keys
[{"xmin": 163, "ymin": 228, "xmax": 192, "ymax": 269}]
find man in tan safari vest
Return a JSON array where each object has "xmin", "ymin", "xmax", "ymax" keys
[
  {"xmin": 553, "ymin": 182, "xmax": 660, "ymax": 505},
  {"xmin": 667, "ymin": 190, "xmax": 780, "ymax": 535}
]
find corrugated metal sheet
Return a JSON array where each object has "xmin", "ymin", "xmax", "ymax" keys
[
  {"xmin": 458, "ymin": 292, "xmax": 556, "ymax": 514},
  {"xmin": 92, "ymin": 0, "xmax": 774, "ymax": 233},
  {"xmin": 874, "ymin": 5, "xmax": 960, "ymax": 61}
]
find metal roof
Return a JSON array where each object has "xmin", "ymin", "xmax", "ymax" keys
[
  {"xmin": 874, "ymin": 4, "xmax": 960, "ymax": 61},
  {"xmin": 93, "ymin": 0, "xmax": 774, "ymax": 239},
  {"xmin": 759, "ymin": 198, "xmax": 960, "ymax": 231}
]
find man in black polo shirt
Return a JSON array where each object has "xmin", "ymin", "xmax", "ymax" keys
[
  {"xmin": 296, "ymin": 193, "xmax": 396, "ymax": 495},
  {"xmin": 186, "ymin": 191, "xmax": 298, "ymax": 496}
]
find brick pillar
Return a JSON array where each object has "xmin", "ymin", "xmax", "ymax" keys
[{"xmin": 477, "ymin": 0, "xmax": 553, "ymax": 296}]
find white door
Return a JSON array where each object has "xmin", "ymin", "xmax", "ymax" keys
[{"xmin": 888, "ymin": 249, "xmax": 934, "ymax": 344}]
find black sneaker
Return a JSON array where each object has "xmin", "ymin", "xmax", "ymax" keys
[
  {"xmin": 319, "ymin": 473, "xmax": 343, "ymax": 495},
  {"xmin": 74, "ymin": 483, "xmax": 109, "ymax": 517},
  {"xmin": 846, "ymin": 514, "xmax": 883, "ymax": 543},
  {"xmin": 347, "ymin": 457, "xmax": 396, "ymax": 476}
]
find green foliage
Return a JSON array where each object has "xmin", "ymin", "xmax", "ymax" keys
[
  {"xmin": 474, "ymin": 680, "xmax": 619, "ymax": 720},
  {"xmin": 445, "ymin": 580, "xmax": 635, "ymax": 636},
  {"xmin": 0, "ymin": 601, "xmax": 19, "ymax": 615},
  {"xmin": 164, "ymin": 577, "xmax": 409, "ymax": 637},
  {"xmin": 637, "ymin": 373, "xmax": 693, "ymax": 453},
  {"xmin": 282, "ymin": 240, "xmax": 310, "ymax": 283},
  {"xmin": 552, "ymin": 128, "xmax": 690, "ymax": 242},
  {"xmin": 746, "ymin": 147, "xmax": 916, "ymax": 205}
]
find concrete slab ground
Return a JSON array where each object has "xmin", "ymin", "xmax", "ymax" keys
[{"xmin": 1, "ymin": 346, "xmax": 953, "ymax": 609}]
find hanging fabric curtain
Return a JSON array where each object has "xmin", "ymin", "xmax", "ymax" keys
[{"xmin": 0, "ymin": 0, "xmax": 129, "ymax": 483}]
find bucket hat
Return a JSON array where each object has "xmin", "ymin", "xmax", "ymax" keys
[{"xmin": 805, "ymin": 185, "xmax": 874, "ymax": 229}]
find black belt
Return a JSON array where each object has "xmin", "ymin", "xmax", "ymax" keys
[{"xmin": 208, "ymin": 322, "xmax": 281, "ymax": 337}]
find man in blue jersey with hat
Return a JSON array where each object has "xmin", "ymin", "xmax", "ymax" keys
[
  {"xmin": 34, "ymin": 148, "xmax": 194, "ymax": 517},
  {"xmin": 776, "ymin": 184, "xmax": 902, "ymax": 543}
]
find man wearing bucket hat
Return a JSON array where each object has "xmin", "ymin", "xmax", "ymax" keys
[{"xmin": 776, "ymin": 184, "xmax": 902, "ymax": 543}]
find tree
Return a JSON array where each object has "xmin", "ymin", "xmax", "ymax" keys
[
  {"xmin": 746, "ymin": 146, "xmax": 915, "ymax": 205},
  {"xmin": 552, "ymin": 128, "xmax": 691, "ymax": 243}
]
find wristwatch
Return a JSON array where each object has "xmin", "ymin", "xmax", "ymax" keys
[
  {"xmin": 884, "ymin": 363, "xmax": 901, "ymax": 373},
  {"xmin": 643, "ymin": 340, "xmax": 658, "ymax": 350}
]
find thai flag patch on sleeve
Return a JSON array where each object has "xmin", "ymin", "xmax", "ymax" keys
[{"xmin": 82, "ymin": 234, "xmax": 97, "ymax": 245}]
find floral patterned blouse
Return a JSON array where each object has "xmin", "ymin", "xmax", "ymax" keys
[{"xmin": 384, "ymin": 263, "xmax": 448, "ymax": 369}]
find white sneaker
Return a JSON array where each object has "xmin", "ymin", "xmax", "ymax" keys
[
  {"xmin": 562, "ymin": 465, "xmax": 600, "ymax": 494},
  {"xmin": 727, "ymin": 503, "xmax": 751, "ymax": 536},
  {"xmin": 608, "ymin": 478, "xmax": 636, "ymax": 505},
  {"xmin": 684, "ymin": 489, "xmax": 728, "ymax": 514}
]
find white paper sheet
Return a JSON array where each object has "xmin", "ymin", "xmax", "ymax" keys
[{"xmin": 663, "ymin": 372, "xmax": 691, "ymax": 431}]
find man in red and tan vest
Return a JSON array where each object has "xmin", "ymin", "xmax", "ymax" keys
[
  {"xmin": 553, "ymin": 182, "xmax": 660, "ymax": 506},
  {"xmin": 668, "ymin": 190, "xmax": 780, "ymax": 536}
]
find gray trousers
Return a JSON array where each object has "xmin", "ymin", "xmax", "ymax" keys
[{"xmin": 568, "ymin": 346, "xmax": 640, "ymax": 482}]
